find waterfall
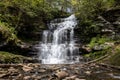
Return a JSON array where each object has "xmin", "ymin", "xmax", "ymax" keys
[{"xmin": 38, "ymin": 14, "xmax": 79, "ymax": 64}]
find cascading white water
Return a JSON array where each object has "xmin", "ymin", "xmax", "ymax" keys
[{"xmin": 38, "ymin": 14, "xmax": 79, "ymax": 64}]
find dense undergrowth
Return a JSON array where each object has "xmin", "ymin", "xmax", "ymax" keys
[
  {"xmin": 0, "ymin": 0, "xmax": 68, "ymax": 53},
  {"xmin": 74, "ymin": 0, "xmax": 120, "ymax": 66},
  {"xmin": 0, "ymin": 0, "xmax": 69, "ymax": 62}
]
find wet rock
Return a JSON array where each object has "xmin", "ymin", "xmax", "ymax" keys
[
  {"xmin": 16, "ymin": 73, "xmax": 24, "ymax": 80},
  {"xmin": 10, "ymin": 72, "xmax": 19, "ymax": 76},
  {"xmin": 39, "ymin": 69, "xmax": 46, "ymax": 73},
  {"xmin": 82, "ymin": 45, "xmax": 92, "ymax": 53},
  {"xmin": 34, "ymin": 63, "xmax": 41, "ymax": 68},
  {"xmin": 85, "ymin": 71, "xmax": 91, "ymax": 75},
  {"xmin": 0, "ymin": 70, "xmax": 7, "ymax": 74},
  {"xmin": 27, "ymin": 63, "xmax": 40, "ymax": 68},
  {"xmin": 0, "ymin": 74, "xmax": 7, "ymax": 78},
  {"xmin": 24, "ymin": 76, "xmax": 31, "ymax": 80},
  {"xmin": 75, "ymin": 78, "xmax": 86, "ymax": 80},
  {"xmin": 55, "ymin": 71, "xmax": 69, "ymax": 79},
  {"xmin": 17, "ymin": 74, "xmax": 22, "ymax": 78},
  {"xmin": 8, "ymin": 67, "xmax": 17, "ymax": 72},
  {"xmin": 104, "ymin": 42, "xmax": 114, "ymax": 46},
  {"xmin": 65, "ymin": 75, "xmax": 77, "ymax": 80},
  {"xmin": 31, "ymin": 74, "xmax": 37, "ymax": 79},
  {"xmin": 27, "ymin": 63, "xmax": 33, "ymax": 67},
  {"xmin": 35, "ymin": 76, "xmax": 42, "ymax": 79},
  {"xmin": 22, "ymin": 65, "xmax": 33, "ymax": 72}
]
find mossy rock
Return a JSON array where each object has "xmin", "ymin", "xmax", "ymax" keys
[{"xmin": 0, "ymin": 51, "xmax": 33, "ymax": 63}]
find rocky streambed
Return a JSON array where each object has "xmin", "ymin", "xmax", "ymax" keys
[{"xmin": 0, "ymin": 63, "xmax": 120, "ymax": 80}]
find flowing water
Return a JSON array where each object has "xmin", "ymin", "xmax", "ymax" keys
[{"xmin": 37, "ymin": 14, "xmax": 80, "ymax": 64}]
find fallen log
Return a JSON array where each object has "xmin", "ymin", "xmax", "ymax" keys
[
  {"xmin": 98, "ymin": 63, "xmax": 120, "ymax": 70},
  {"xmin": 83, "ymin": 54, "xmax": 109, "ymax": 65},
  {"xmin": 0, "ymin": 64, "xmax": 23, "ymax": 68}
]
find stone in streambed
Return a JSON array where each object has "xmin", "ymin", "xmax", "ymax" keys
[
  {"xmin": 0, "ymin": 74, "xmax": 8, "ymax": 78},
  {"xmin": 55, "ymin": 71, "xmax": 69, "ymax": 79},
  {"xmin": 75, "ymin": 78, "xmax": 86, "ymax": 80},
  {"xmin": 22, "ymin": 65, "xmax": 33, "ymax": 72},
  {"xmin": 39, "ymin": 69, "xmax": 46, "ymax": 73},
  {"xmin": 24, "ymin": 76, "xmax": 31, "ymax": 80},
  {"xmin": 65, "ymin": 75, "xmax": 77, "ymax": 80},
  {"xmin": 85, "ymin": 71, "xmax": 91, "ymax": 75},
  {"xmin": 8, "ymin": 67, "xmax": 18, "ymax": 72}
]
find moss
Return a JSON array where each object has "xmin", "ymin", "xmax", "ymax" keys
[
  {"xmin": 0, "ymin": 51, "xmax": 32, "ymax": 63},
  {"xmin": 89, "ymin": 37, "xmax": 111, "ymax": 48}
]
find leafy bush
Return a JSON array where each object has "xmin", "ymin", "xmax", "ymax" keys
[
  {"xmin": 0, "ymin": 21, "xmax": 18, "ymax": 43},
  {"xmin": 90, "ymin": 50, "xmax": 107, "ymax": 59},
  {"xmin": 76, "ymin": 0, "xmax": 115, "ymax": 20},
  {"xmin": 89, "ymin": 37, "xmax": 110, "ymax": 48},
  {"xmin": 0, "ymin": 0, "xmax": 68, "ymax": 41}
]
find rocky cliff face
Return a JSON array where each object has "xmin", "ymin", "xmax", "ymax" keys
[
  {"xmin": 74, "ymin": 8, "xmax": 120, "ymax": 56},
  {"xmin": 102, "ymin": 8, "xmax": 120, "ymax": 40}
]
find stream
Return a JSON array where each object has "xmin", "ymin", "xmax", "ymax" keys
[
  {"xmin": 0, "ymin": 63, "xmax": 120, "ymax": 80},
  {"xmin": 25, "ymin": 15, "xmax": 120, "ymax": 80},
  {"xmin": 0, "ymin": 15, "xmax": 120, "ymax": 80}
]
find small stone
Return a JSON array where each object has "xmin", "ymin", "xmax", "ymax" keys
[
  {"xmin": 10, "ymin": 72, "xmax": 19, "ymax": 76},
  {"xmin": 85, "ymin": 71, "xmax": 91, "ymax": 75},
  {"xmin": 8, "ymin": 67, "xmax": 17, "ymax": 72},
  {"xmin": 34, "ymin": 64, "xmax": 40, "ymax": 68},
  {"xmin": 75, "ymin": 78, "xmax": 86, "ymax": 80},
  {"xmin": 55, "ymin": 71, "xmax": 69, "ymax": 79},
  {"xmin": 16, "ymin": 74, "xmax": 23, "ymax": 80},
  {"xmin": 18, "ymin": 74, "xmax": 22, "ymax": 77},
  {"xmin": 0, "ymin": 74, "xmax": 7, "ymax": 78},
  {"xmin": 39, "ymin": 69, "xmax": 46, "ymax": 73},
  {"xmin": 35, "ymin": 76, "xmax": 42, "ymax": 79},
  {"xmin": 27, "ymin": 63, "xmax": 33, "ymax": 67},
  {"xmin": 24, "ymin": 76, "xmax": 31, "ymax": 80},
  {"xmin": 65, "ymin": 75, "xmax": 77, "ymax": 80},
  {"xmin": 96, "ymin": 65, "xmax": 100, "ymax": 68},
  {"xmin": 22, "ymin": 65, "xmax": 33, "ymax": 72},
  {"xmin": 31, "ymin": 74, "xmax": 36, "ymax": 78},
  {"xmin": 0, "ymin": 71, "xmax": 7, "ymax": 74}
]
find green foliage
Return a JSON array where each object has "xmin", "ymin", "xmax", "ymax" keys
[
  {"xmin": 0, "ymin": 0, "xmax": 70, "ymax": 56},
  {"xmin": 85, "ymin": 37, "xmax": 113, "ymax": 59},
  {"xmin": 89, "ymin": 37, "xmax": 110, "ymax": 48},
  {"xmin": 0, "ymin": 21, "xmax": 18, "ymax": 43},
  {"xmin": 0, "ymin": 0, "xmax": 69, "ymax": 41},
  {"xmin": 75, "ymin": 0, "xmax": 117, "ymax": 43},
  {"xmin": 0, "ymin": 0, "xmax": 56, "ymax": 27},
  {"xmin": 88, "ymin": 50, "xmax": 107, "ymax": 59},
  {"xmin": 75, "ymin": 0, "xmax": 115, "ymax": 20}
]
